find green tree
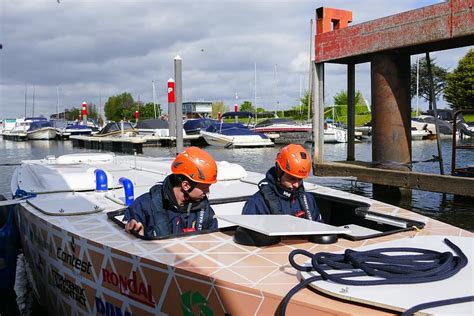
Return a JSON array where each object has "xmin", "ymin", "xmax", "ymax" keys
[
  {"xmin": 64, "ymin": 107, "xmax": 81, "ymax": 121},
  {"xmin": 444, "ymin": 49, "xmax": 474, "ymax": 110},
  {"xmin": 333, "ymin": 90, "xmax": 367, "ymax": 106},
  {"xmin": 410, "ymin": 57, "xmax": 448, "ymax": 110},
  {"xmin": 136, "ymin": 102, "xmax": 162, "ymax": 120},
  {"xmin": 86, "ymin": 102, "xmax": 99, "ymax": 119},
  {"xmin": 211, "ymin": 101, "xmax": 226, "ymax": 118},
  {"xmin": 239, "ymin": 101, "xmax": 255, "ymax": 112},
  {"xmin": 104, "ymin": 92, "xmax": 135, "ymax": 121},
  {"xmin": 289, "ymin": 91, "xmax": 310, "ymax": 120},
  {"xmin": 256, "ymin": 107, "xmax": 265, "ymax": 113}
]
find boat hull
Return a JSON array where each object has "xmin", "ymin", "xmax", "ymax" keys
[
  {"xmin": 27, "ymin": 128, "xmax": 57, "ymax": 140},
  {"xmin": 11, "ymin": 154, "xmax": 473, "ymax": 315},
  {"xmin": 201, "ymin": 131, "xmax": 274, "ymax": 148},
  {"xmin": 324, "ymin": 127, "xmax": 347, "ymax": 143}
]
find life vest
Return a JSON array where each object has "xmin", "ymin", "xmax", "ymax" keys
[
  {"xmin": 147, "ymin": 183, "xmax": 214, "ymax": 237},
  {"xmin": 258, "ymin": 167, "xmax": 313, "ymax": 220}
]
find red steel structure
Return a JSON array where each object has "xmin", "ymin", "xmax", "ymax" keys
[
  {"xmin": 315, "ymin": 0, "xmax": 473, "ymax": 64},
  {"xmin": 312, "ymin": 0, "xmax": 473, "ymax": 195}
]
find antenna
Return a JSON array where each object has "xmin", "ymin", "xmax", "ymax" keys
[
  {"xmin": 299, "ymin": 74, "xmax": 302, "ymax": 116},
  {"xmin": 24, "ymin": 84, "xmax": 27, "ymax": 118},
  {"xmin": 32, "ymin": 85, "xmax": 35, "ymax": 117},
  {"xmin": 56, "ymin": 85, "xmax": 60, "ymax": 119},
  {"xmin": 152, "ymin": 80, "xmax": 157, "ymax": 118},
  {"xmin": 274, "ymin": 64, "xmax": 279, "ymax": 109},
  {"xmin": 254, "ymin": 62, "xmax": 257, "ymax": 122}
]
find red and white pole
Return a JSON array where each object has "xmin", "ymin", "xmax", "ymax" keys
[
  {"xmin": 168, "ymin": 78, "xmax": 176, "ymax": 137},
  {"xmin": 81, "ymin": 102, "xmax": 88, "ymax": 124},
  {"xmin": 135, "ymin": 110, "xmax": 139, "ymax": 122},
  {"xmin": 234, "ymin": 103, "xmax": 239, "ymax": 123}
]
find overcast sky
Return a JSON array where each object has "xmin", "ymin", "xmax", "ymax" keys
[{"xmin": 0, "ymin": 0, "xmax": 471, "ymax": 119}]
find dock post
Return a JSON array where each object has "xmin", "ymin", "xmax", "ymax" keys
[
  {"xmin": 312, "ymin": 62, "xmax": 324, "ymax": 164},
  {"xmin": 168, "ymin": 78, "xmax": 176, "ymax": 140},
  {"xmin": 371, "ymin": 53, "xmax": 412, "ymax": 198},
  {"xmin": 174, "ymin": 56, "xmax": 184, "ymax": 154}
]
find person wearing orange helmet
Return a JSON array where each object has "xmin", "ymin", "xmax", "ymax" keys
[
  {"xmin": 242, "ymin": 144, "xmax": 322, "ymax": 221},
  {"xmin": 124, "ymin": 147, "xmax": 218, "ymax": 237}
]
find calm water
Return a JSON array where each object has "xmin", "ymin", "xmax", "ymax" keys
[{"xmin": 0, "ymin": 137, "xmax": 473, "ymax": 231}]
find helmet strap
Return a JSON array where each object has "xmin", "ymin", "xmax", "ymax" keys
[{"xmin": 275, "ymin": 163, "xmax": 283, "ymax": 182}]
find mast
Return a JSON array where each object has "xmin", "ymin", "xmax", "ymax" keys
[
  {"xmin": 152, "ymin": 80, "xmax": 157, "ymax": 118},
  {"xmin": 254, "ymin": 62, "xmax": 257, "ymax": 123},
  {"xmin": 56, "ymin": 85, "xmax": 60, "ymax": 119},
  {"xmin": 32, "ymin": 85, "xmax": 35, "ymax": 117},
  {"xmin": 308, "ymin": 18, "xmax": 313, "ymax": 122},
  {"xmin": 24, "ymin": 84, "xmax": 27, "ymax": 117}
]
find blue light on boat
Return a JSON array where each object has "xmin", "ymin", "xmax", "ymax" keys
[
  {"xmin": 119, "ymin": 177, "xmax": 134, "ymax": 206},
  {"xmin": 94, "ymin": 169, "xmax": 108, "ymax": 192}
]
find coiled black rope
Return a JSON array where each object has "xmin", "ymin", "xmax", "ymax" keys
[{"xmin": 279, "ymin": 238, "xmax": 474, "ymax": 315}]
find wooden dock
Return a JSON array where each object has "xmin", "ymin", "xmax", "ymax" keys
[
  {"xmin": 1, "ymin": 133, "xmax": 28, "ymax": 141},
  {"xmin": 70, "ymin": 134, "xmax": 204, "ymax": 153},
  {"xmin": 314, "ymin": 161, "xmax": 474, "ymax": 197}
]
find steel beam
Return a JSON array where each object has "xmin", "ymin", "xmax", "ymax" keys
[{"xmin": 315, "ymin": 0, "xmax": 474, "ymax": 64}]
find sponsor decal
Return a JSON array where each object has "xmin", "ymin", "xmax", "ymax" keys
[
  {"xmin": 102, "ymin": 269, "xmax": 155, "ymax": 307},
  {"xmin": 95, "ymin": 297, "xmax": 134, "ymax": 316},
  {"xmin": 52, "ymin": 270, "xmax": 87, "ymax": 306},
  {"xmin": 181, "ymin": 290, "xmax": 213, "ymax": 316},
  {"xmin": 56, "ymin": 247, "xmax": 92, "ymax": 274}
]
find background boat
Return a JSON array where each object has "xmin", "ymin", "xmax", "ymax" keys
[
  {"xmin": 254, "ymin": 118, "xmax": 311, "ymax": 144},
  {"xmin": 26, "ymin": 121, "xmax": 57, "ymax": 140},
  {"xmin": 201, "ymin": 122, "xmax": 274, "ymax": 148}
]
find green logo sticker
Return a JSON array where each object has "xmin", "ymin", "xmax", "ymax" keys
[{"xmin": 181, "ymin": 290, "xmax": 214, "ymax": 316}]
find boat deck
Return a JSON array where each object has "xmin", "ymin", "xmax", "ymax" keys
[{"xmin": 18, "ymin": 185, "xmax": 472, "ymax": 315}]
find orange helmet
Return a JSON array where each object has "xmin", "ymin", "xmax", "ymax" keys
[
  {"xmin": 171, "ymin": 147, "xmax": 218, "ymax": 184},
  {"xmin": 275, "ymin": 144, "xmax": 311, "ymax": 179}
]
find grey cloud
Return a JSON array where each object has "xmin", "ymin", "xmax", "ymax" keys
[{"xmin": 0, "ymin": 0, "xmax": 470, "ymax": 119}]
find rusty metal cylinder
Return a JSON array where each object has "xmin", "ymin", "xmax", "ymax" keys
[{"xmin": 371, "ymin": 53, "xmax": 412, "ymax": 171}]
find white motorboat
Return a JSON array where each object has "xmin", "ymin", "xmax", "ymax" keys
[
  {"xmin": 324, "ymin": 123, "xmax": 347, "ymax": 143},
  {"xmin": 201, "ymin": 128, "xmax": 274, "ymax": 148},
  {"xmin": 7, "ymin": 153, "xmax": 473, "ymax": 315},
  {"xmin": 0, "ymin": 118, "xmax": 17, "ymax": 136},
  {"xmin": 200, "ymin": 111, "xmax": 274, "ymax": 148},
  {"xmin": 254, "ymin": 118, "xmax": 311, "ymax": 144},
  {"xmin": 411, "ymin": 127, "xmax": 431, "ymax": 140},
  {"xmin": 135, "ymin": 118, "xmax": 187, "ymax": 137},
  {"xmin": 26, "ymin": 121, "xmax": 57, "ymax": 140}
]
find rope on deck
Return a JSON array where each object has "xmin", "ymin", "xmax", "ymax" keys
[{"xmin": 279, "ymin": 238, "xmax": 474, "ymax": 316}]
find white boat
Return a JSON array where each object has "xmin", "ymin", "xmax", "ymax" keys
[
  {"xmin": 201, "ymin": 127, "xmax": 274, "ymax": 148},
  {"xmin": 254, "ymin": 118, "xmax": 311, "ymax": 144},
  {"xmin": 411, "ymin": 116, "xmax": 453, "ymax": 139},
  {"xmin": 26, "ymin": 121, "xmax": 57, "ymax": 140},
  {"xmin": 135, "ymin": 118, "xmax": 187, "ymax": 137},
  {"xmin": 0, "ymin": 118, "xmax": 17, "ymax": 135},
  {"xmin": 8, "ymin": 152, "xmax": 473, "ymax": 315},
  {"xmin": 324, "ymin": 123, "xmax": 347, "ymax": 143},
  {"xmin": 200, "ymin": 111, "xmax": 274, "ymax": 148},
  {"xmin": 4, "ymin": 117, "xmax": 48, "ymax": 140},
  {"xmin": 410, "ymin": 128, "xmax": 430, "ymax": 140}
]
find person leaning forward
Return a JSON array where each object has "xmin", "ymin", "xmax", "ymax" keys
[
  {"xmin": 124, "ymin": 147, "xmax": 218, "ymax": 237},
  {"xmin": 242, "ymin": 144, "xmax": 322, "ymax": 221}
]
